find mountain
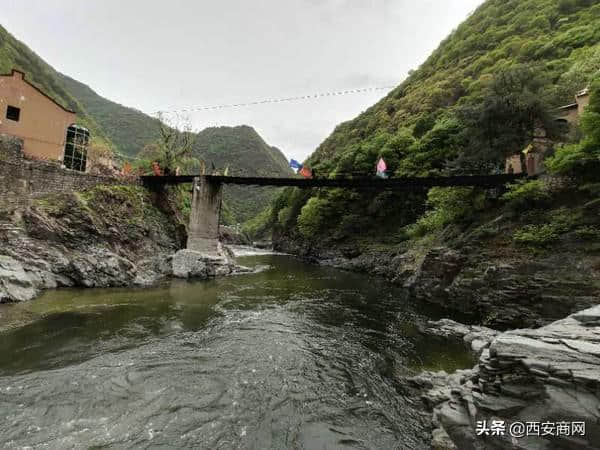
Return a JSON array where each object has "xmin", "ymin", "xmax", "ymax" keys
[
  {"xmin": 0, "ymin": 23, "xmax": 292, "ymax": 223},
  {"xmin": 56, "ymin": 73, "xmax": 163, "ymax": 158},
  {"xmin": 270, "ymin": 0, "xmax": 600, "ymax": 247},
  {"xmin": 193, "ymin": 126, "xmax": 292, "ymax": 223}
]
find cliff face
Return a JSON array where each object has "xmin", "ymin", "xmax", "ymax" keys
[{"xmin": 0, "ymin": 185, "xmax": 181, "ymax": 303}]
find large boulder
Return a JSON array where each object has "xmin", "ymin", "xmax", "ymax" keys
[{"xmin": 171, "ymin": 249, "xmax": 242, "ymax": 279}]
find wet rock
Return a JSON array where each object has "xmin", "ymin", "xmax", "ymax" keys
[
  {"xmin": 0, "ymin": 255, "xmax": 38, "ymax": 302},
  {"xmin": 422, "ymin": 318, "xmax": 500, "ymax": 356},
  {"xmin": 171, "ymin": 249, "xmax": 251, "ymax": 279},
  {"xmin": 435, "ymin": 305, "xmax": 600, "ymax": 449},
  {"xmin": 0, "ymin": 189, "xmax": 181, "ymax": 302},
  {"xmin": 172, "ymin": 249, "xmax": 230, "ymax": 278}
]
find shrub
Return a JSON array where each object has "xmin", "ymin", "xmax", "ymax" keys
[
  {"xmin": 513, "ymin": 208, "xmax": 579, "ymax": 246},
  {"xmin": 513, "ymin": 224, "xmax": 561, "ymax": 246},
  {"xmin": 407, "ymin": 187, "xmax": 484, "ymax": 237},
  {"xmin": 297, "ymin": 197, "xmax": 330, "ymax": 239},
  {"xmin": 501, "ymin": 179, "xmax": 552, "ymax": 211}
]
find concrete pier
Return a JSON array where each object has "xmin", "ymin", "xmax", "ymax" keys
[{"xmin": 187, "ymin": 176, "xmax": 223, "ymax": 254}]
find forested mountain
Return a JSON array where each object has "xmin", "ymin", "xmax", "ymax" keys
[
  {"xmin": 269, "ymin": 0, "xmax": 600, "ymax": 247},
  {"xmin": 57, "ymin": 73, "xmax": 163, "ymax": 158},
  {"xmin": 193, "ymin": 126, "xmax": 291, "ymax": 223},
  {"xmin": 0, "ymin": 23, "xmax": 292, "ymax": 223}
]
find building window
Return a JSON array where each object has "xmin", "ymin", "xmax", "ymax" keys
[
  {"xmin": 63, "ymin": 124, "xmax": 90, "ymax": 172},
  {"xmin": 6, "ymin": 105, "xmax": 20, "ymax": 122}
]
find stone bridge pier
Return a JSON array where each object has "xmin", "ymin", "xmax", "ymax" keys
[{"xmin": 187, "ymin": 176, "xmax": 223, "ymax": 255}]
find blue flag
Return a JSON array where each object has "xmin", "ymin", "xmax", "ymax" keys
[{"xmin": 289, "ymin": 159, "xmax": 303, "ymax": 170}]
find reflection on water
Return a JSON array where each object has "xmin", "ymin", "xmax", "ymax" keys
[{"xmin": 0, "ymin": 255, "xmax": 473, "ymax": 449}]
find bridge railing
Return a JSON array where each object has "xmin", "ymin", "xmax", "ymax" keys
[{"xmin": 140, "ymin": 173, "xmax": 527, "ymax": 189}]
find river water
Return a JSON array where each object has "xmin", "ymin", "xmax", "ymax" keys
[{"xmin": 0, "ymin": 251, "xmax": 473, "ymax": 449}]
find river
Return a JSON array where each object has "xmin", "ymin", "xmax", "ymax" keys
[{"xmin": 0, "ymin": 251, "xmax": 473, "ymax": 449}]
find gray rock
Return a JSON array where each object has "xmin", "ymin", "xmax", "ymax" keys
[
  {"xmin": 423, "ymin": 318, "xmax": 500, "ymax": 356},
  {"xmin": 432, "ymin": 305, "xmax": 600, "ymax": 449},
  {"xmin": 171, "ymin": 249, "xmax": 247, "ymax": 279},
  {"xmin": 0, "ymin": 255, "xmax": 38, "ymax": 302}
]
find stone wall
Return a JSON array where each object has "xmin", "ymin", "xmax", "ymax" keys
[{"xmin": 0, "ymin": 134, "xmax": 138, "ymax": 212}]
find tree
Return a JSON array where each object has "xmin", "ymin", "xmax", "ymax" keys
[
  {"xmin": 456, "ymin": 64, "xmax": 560, "ymax": 172},
  {"xmin": 87, "ymin": 143, "xmax": 114, "ymax": 175},
  {"xmin": 141, "ymin": 113, "xmax": 197, "ymax": 174}
]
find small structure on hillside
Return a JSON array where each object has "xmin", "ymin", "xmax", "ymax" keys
[
  {"xmin": 505, "ymin": 88, "xmax": 591, "ymax": 176},
  {"xmin": 0, "ymin": 69, "xmax": 90, "ymax": 172},
  {"xmin": 556, "ymin": 88, "xmax": 590, "ymax": 125}
]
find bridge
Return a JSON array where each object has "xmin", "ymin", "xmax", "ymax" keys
[{"xmin": 140, "ymin": 173, "xmax": 525, "ymax": 255}]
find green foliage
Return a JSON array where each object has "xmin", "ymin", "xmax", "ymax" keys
[
  {"xmin": 241, "ymin": 206, "xmax": 272, "ymax": 240},
  {"xmin": 501, "ymin": 179, "xmax": 552, "ymax": 211},
  {"xmin": 272, "ymin": 0, "xmax": 600, "ymax": 247},
  {"xmin": 513, "ymin": 208, "xmax": 579, "ymax": 246},
  {"xmin": 297, "ymin": 197, "xmax": 330, "ymax": 239},
  {"xmin": 513, "ymin": 224, "xmax": 562, "ymax": 246},
  {"xmin": 407, "ymin": 187, "xmax": 485, "ymax": 237}
]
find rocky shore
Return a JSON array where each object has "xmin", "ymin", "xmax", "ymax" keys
[
  {"xmin": 275, "ymin": 234, "xmax": 600, "ymax": 330},
  {"xmin": 0, "ymin": 187, "xmax": 248, "ymax": 303},
  {"xmin": 405, "ymin": 307, "xmax": 600, "ymax": 449}
]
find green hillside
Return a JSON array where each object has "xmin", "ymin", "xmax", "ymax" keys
[
  {"xmin": 193, "ymin": 126, "xmax": 292, "ymax": 223},
  {"xmin": 57, "ymin": 73, "xmax": 163, "ymax": 158},
  {"xmin": 270, "ymin": 0, "xmax": 600, "ymax": 248},
  {"xmin": 1, "ymin": 23, "xmax": 292, "ymax": 223}
]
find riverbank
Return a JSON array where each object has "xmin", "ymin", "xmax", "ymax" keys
[
  {"xmin": 274, "ymin": 182, "xmax": 600, "ymax": 330},
  {"xmin": 407, "ymin": 305, "xmax": 600, "ymax": 449},
  {"xmin": 0, "ymin": 185, "xmax": 260, "ymax": 303}
]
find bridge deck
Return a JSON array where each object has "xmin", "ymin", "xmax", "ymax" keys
[{"xmin": 141, "ymin": 173, "xmax": 525, "ymax": 189}]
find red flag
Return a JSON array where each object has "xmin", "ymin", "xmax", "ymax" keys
[{"xmin": 299, "ymin": 166, "xmax": 313, "ymax": 179}]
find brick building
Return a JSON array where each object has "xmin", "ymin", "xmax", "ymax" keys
[
  {"xmin": 0, "ymin": 68, "xmax": 89, "ymax": 171},
  {"xmin": 505, "ymin": 88, "xmax": 591, "ymax": 175}
]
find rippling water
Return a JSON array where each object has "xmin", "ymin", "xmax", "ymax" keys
[{"xmin": 0, "ymin": 254, "xmax": 473, "ymax": 449}]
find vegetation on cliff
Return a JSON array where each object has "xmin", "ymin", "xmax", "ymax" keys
[{"xmin": 268, "ymin": 0, "xmax": 600, "ymax": 250}]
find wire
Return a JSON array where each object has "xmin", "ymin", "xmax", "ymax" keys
[{"xmin": 153, "ymin": 85, "xmax": 396, "ymax": 116}]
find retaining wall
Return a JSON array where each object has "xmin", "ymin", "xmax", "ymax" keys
[{"xmin": 0, "ymin": 134, "xmax": 138, "ymax": 212}]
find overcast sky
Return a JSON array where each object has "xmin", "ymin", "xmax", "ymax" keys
[{"xmin": 3, "ymin": 0, "xmax": 483, "ymax": 161}]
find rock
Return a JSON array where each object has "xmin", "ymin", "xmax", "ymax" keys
[
  {"xmin": 431, "ymin": 426, "xmax": 457, "ymax": 450},
  {"xmin": 422, "ymin": 318, "xmax": 500, "ymax": 356},
  {"xmin": 171, "ymin": 249, "xmax": 250, "ymax": 279},
  {"xmin": 172, "ymin": 249, "xmax": 228, "ymax": 278},
  {"xmin": 433, "ymin": 305, "xmax": 600, "ymax": 449},
  {"xmin": 0, "ymin": 255, "xmax": 38, "ymax": 302},
  {"xmin": 0, "ymin": 189, "xmax": 181, "ymax": 302}
]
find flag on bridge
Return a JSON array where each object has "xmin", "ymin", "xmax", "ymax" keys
[
  {"xmin": 289, "ymin": 159, "xmax": 303, "ymax": 171},
  {"xmin": 299, "ymin": 166, "xmax": 313, "ymax": 179},
  {"xmin": 376, "ymin": 157, "xmax": 388, "ymax": 179}
]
